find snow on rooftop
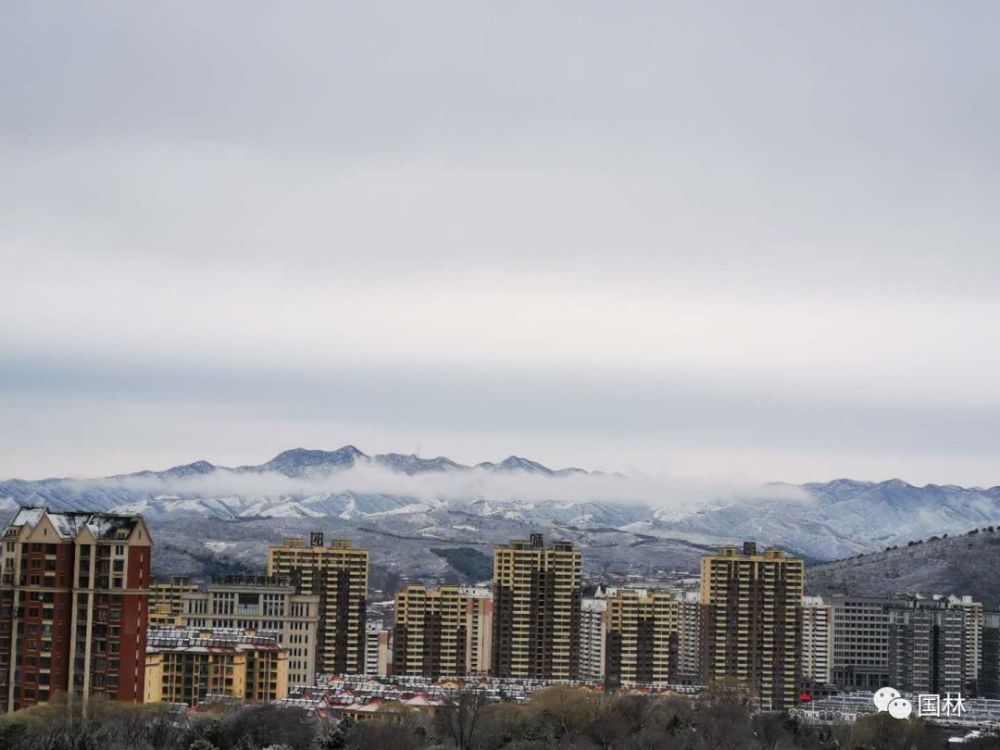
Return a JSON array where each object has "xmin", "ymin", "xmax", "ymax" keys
[{"xmin": 7, "ymin": 508, "xmax": 141, "ymax": 540}]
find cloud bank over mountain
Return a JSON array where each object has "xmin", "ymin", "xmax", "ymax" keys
[{"xmin": 4, "ymin": 446, "xmax": 809, "ymax": 512}]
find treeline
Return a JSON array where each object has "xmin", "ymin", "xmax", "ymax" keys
[{"xmin": 0, "ymin": 687, "xmax": 996, "ymax": 750}]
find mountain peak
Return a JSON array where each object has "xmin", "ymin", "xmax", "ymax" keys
[
  {"xmin": 255, "ymin": 446, "xmax": 368, "ymax": 476},
  {"xmin": 164, "ymin": 460, "xmax": 215, "ymax": 477},
  {"xmin": 488, "ymin": 456, "xmax": 555, "ymax": 475},
  {"xmin": 373, "ymin": 453, "xmax": 464, "ymax": 474}
]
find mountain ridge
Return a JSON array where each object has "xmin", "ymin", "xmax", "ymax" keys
[{"xmin": 3, "ymin": 447, "xmax": 1000, "ymax": 565}]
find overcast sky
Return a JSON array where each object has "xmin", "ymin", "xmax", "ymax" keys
[{"xmin": 2, "ymin": 2, "xmax": 999, "ymax": 484}]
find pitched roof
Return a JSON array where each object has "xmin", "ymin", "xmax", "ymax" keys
[{"xmin": 8, "ymin": 507, "xmax": 145, "ymax": 541}]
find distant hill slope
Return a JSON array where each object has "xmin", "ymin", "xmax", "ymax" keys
[
  {"xmin": 3, "ymin": 447, "xmax": 1000, "ymax": 565},
  {"xmin": 807, "ymin": 526, "xmax": 1000, "ymax": 606}
]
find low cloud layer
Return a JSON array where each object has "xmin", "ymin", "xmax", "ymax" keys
[{"xmin": 30, "ymin": 462, "xmax": 811, "ymax": 513}]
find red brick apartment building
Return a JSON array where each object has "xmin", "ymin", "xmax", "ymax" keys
[{"xmin": 0, "ymin": 508, "xmax": 152, "ymax": 711}]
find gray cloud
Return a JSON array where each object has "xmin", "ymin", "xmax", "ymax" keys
[{"xmin": 1, "ymin": 1, "xmax": 999, "ymax": 484}]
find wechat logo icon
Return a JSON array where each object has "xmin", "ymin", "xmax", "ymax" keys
[{"xmin": 873, "ymin": 686, "xmax": 912, "ymax": 719}]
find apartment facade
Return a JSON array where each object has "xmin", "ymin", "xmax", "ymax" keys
[
  {"xmin": 887, "ymin": 598, "xmax": 965, "ymax": 695},
  {"xmin": 267, "ymin": 534, "xmax": 368, "ymax": 675},
  {"xmin": 0, "ymin": 508, "xmax": 151, "ymax": 712},
  {"xmin": 492, "ymin": 534, "xmax": 582, "ymax": 680},
  {"xmin": 801, "ymin": 596, "xmax": 834, "ymax": 685},
  {"xmin": 146, "ymin": 628, "xmax": 288, "ymax": 707},
  {"xmin": 981, "ymin": 611, "xmax": 1000, "ymax": 699},
  {"xmin": 829, "ymin": 596, "xmax": 891, "ymax": 690},
  {"xmin": 947, "ymin": 595, "xmax": 983, "ymax": 694},
  {"xmin": 605, "ymin": 589, "xmax": 678, "ymax": 687},
  {"xmin": 180, "ymin": 574, "xmax": 320, "ymax": 687},
  {"xmin": 149, "ymin": 575, "xmax": 199, "ymax": 628},
  {"xmin": 675, "ymin": 592, "xmax": 702, "ymax": 682},
  {"xmin": 461, "ymin": 586, "xmax": 493, "ymax": 675},
  {"xmin": 580, "ymin": 597, "xmax": 608, "ymax": 681},
  {"xmin": 701, "ymin": 542, "xmax": 804, "ymax": 710},
  {"xmin": 364, "ymin": 621, "xmax": 391, "ymax": 676},
  {"xmin": 393, "ymin": 585, "xmax": 467, "ymax": 679}
]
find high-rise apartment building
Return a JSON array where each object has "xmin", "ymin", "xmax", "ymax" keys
[
  {"xmin": 675, "ymin": 592, "xmax": 702, "ymax": 682},
  {"xmin": 267, "ymin": 534, "xmax": 368, "ymax": 675},
  {"xmin": 580, "ymin": 597, "xmax": 608, "ymax": 681},
  {"xmin": 605, "ymin": 589, "xmax": 678, "ymax": 687},
  {"xmin": 801, "ymin": 596, "xmax": 834, "ymax": 685},
  {"xmin": 146, "ymin": 628, "xmax": 288, "ymax": 707},
  {"xmin": 180, "ymin": 574, "xmax": 320, "ymax": 687},
  {"xmin": 0, "ymin": 508, "xmax": 152, "ymax": 712},
  {"xmin": 980, "ymin": 611, "xmax": 1000, "ymax": 699},
  {"xmin": 393, "ymin": 585, "xmax": 467, "ymax": 679},
  {"xmin": 830, "ymin": 594, "xmax": 980, "ymax": 694},
  {"xmin": 887, "ymin": 597, "xmax": 965, "ymax": 695},
  {"xmin": 492, "ymin": 534, "xmax": 582, "ymax": 679},
  {"xmin": 149, "ymin": 575, "xmax": 199, "ymax": 628},
  {"xmin": 945, "ymin": 594, "xmax": 983, "ymax": 694},
  {"xmin": 700, "ymin": 542, "xmax": 804, "ymax": 710},
  {"xmin": 364, "ymin": 621, "xmax": 391, "ymax": 676},
  {"xmin": 461, "ymin": 586, "xmax": 493, "ymax": 675}
]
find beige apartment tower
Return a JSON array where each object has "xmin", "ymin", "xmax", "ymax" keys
[
  {"xmin": 701, "ymin": 542, "xmax": 804, "ymax": 710},
  {"xmin": 267, "ymin": 533, "xmax": 368, "ymax": 675},
  {"xmin": 461, "ymin": 586, "xmax": 493, "ymax": 675},
  {"xmin": 605, "ymin": 589, "xmax": 678, "ymax": 687},
  {"xmin": 393, "ymin": 585, "xmax": 468, "ymax": 679},
  {"xmin": 492, "ymin": 534, "xmax": 582, "ymax": 679}
]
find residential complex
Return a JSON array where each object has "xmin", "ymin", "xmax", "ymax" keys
[
  {"xmin": 701, "ymin": 542, "xmax": 804, "ymax": 710},
  {"xmin": 267, "ymin": 534, "xmax": 369, "ymax": 676},
  {"xmin": 604, "ymin": 589, "xmax": 678, "ymax": 687},
  {"xmin": 179, "ymin": 574, "xmax": 320, "ymax": 687},
  {"xmin": 8, "ymin": 507, "xmax": 1000, "ymax": 719},
  {"xmin": 0, "ymin": 508, "xmax": 151, "ymax": 712},
  {"xmin": 146, "ymin": 627, "xmax": 288, "ymax": 707},
  {"xmin": 492, "ymin": 534, "xmax": 582, "ymax": 679}
]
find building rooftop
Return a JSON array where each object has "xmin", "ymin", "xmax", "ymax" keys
[{"xmin": 7, "ymin": 507, "xmax": 146, "ymax": 541}]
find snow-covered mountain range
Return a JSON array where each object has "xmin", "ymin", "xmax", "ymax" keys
[{"xmin": 3, "ymin": 447, "xmax": 1000, "ymax": 575}]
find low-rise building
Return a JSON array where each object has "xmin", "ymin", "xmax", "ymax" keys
[{"xmin": 146, "ymin": 627, "xmax": 288, "ymax": 707}]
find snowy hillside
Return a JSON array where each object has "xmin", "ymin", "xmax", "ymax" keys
[{"xmin": 3, "ymin": 447, "xmax": 1000, "ymax": 564}]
